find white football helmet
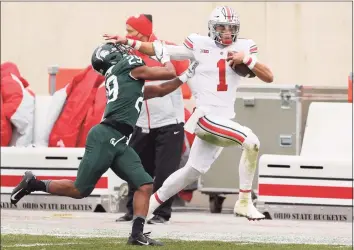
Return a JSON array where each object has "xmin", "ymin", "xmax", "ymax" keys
[{"xmin": 208, "ymin": 6, "xmax": 240, "ymax": 45}]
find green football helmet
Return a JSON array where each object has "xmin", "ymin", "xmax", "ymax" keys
[{"xmin": 91, "ymin": 42, "xmax": 132, "ymax": 75}]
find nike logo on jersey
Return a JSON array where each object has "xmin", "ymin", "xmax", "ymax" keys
[{"xmin": 174, "ymin": 131, "xmax": 180, "ymax": 135}]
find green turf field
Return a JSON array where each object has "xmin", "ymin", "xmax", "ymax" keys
[{"xmin": 1, "ymin": 234, "xmax": 350, "ymax": 250}]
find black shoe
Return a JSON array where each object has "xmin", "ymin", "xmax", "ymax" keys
[
  {"xmin": 116, "ymin": 213, "xmax": 133, "ymax": 222},
  {"xmin": 10, "ymin": 171, "xmax": 36, "ymax": 205},
  {"xmin": 147, "ymin": 215, "xmax": 169, "ymax": 225},
  {"xmin": 127, "ymin": 232, "xmax": 163, "ymax": 246}
]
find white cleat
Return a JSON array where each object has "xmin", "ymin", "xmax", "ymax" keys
[{"xmin": 233, "ymin": 199, "xmax": 265, "ymax": 221}]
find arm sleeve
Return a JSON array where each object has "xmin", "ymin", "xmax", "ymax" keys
[{"xmin": 165, "ymin": 45, "xmax": 195, "ymax": 60}]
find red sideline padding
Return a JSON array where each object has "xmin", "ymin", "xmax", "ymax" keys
[{"xmin": 259, "ymin": 184, "xmax": 353, "ymax": 199}]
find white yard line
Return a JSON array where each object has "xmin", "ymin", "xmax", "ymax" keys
[
  {"xmin": 2, "ymin": 241, "xmax": 124, "ymax": 248},
  {"xmin": 2, "ymin": 243, "xmax": 85, "ymax": 248}
]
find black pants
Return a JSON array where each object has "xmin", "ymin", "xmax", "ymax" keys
[{"xmin": 126, "ymin": 123, "xmax": 184, "ymax": 220}]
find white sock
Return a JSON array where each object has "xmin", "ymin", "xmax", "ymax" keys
[{"xmin": 238, "ymin": 143, "xmax": 259, "ymax": 200}]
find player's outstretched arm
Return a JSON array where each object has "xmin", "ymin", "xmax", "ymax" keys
[
  {"xmin": 131, "ymin": 40, "xmax": 156, "ymax": 56},
  {"xmin": 130, "ymin": 61, "xmax": 176, "ymax": 81},
  {"xmin": 103, "ymin": 34, "xmax": 156, "ymax": 56},
  {"xmin": 143, "ymin": 78, "xmax": 184, "ymax": 100},
  {"xmin": 143, "ymin": 61, "xmax": 199, "ymax": 100},
  {"xmin": 103, "ymin": 34, "xmax": 195, "ymax": 60}
]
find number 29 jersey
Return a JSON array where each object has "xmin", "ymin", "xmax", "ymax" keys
[
  {"xmin": 184, "ymin": 33, "xmax": 257, "ymax": 119},
  {"xmin": 102, "ymin": 55, "xmax": 145, "ymax": 128}
]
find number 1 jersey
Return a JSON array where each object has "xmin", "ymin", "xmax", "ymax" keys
[
  {"xmin": 103, "ymin": 55, "xmax": 145, "ymax": 128},
  {"xmin": 184, "ymin": 33, "xmax": 257, "ymax": 119}
]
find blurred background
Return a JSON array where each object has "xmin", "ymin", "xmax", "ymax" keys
[{"xmin": 1, "ymin": 2, "xmax": 352, "ymax": 94}]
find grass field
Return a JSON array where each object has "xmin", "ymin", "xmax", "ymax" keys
[{"xmin": 1, "ymin": 235, "xmax": 351, "ymax": 250}]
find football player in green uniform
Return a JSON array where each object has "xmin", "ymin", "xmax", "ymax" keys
[{"xmin": 10, "ymin": 42, "xmax": 198, "ymax": 246}]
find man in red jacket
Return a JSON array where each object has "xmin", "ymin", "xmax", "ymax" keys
[
  {"xmin": 104, "ymin": 14, "xmax": 190, "ymax": 224},
  {"xmin": 1, "ymin": 62, "xmax": 35, "ymax": 147}
]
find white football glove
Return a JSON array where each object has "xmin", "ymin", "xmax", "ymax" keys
[
  {"xmin": 152, "ymin": 40, "xmax": 170, "ymax": 64},
  {"xmin": 178, "ymin": 61, "xmax": 199, "ymax": 83}
]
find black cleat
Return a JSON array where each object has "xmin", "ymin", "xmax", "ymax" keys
[
  {"xmin": 10, "ymin": 171, "xmax": 35, "ymax": 205},
  {"xmin": 127, "ymin": 232, "xmax": 163, "ymax": 246},
  {"xmin": 147, "ymin": 215, "xmax": 169, "ymax": 225},
  {"xmin": 116, "ymin": 213, "xmax": 133, "ymax": 222}
]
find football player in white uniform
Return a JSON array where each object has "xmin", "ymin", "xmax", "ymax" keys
[{"xmin": 104, "ymin": 6, "xmax": 273, "ymax": 220}]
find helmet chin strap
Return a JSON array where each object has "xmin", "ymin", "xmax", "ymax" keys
[
  {"xmin": 214, "ymin": 40, "xmax": 230, "ymax": 48},
  {"xmin": 215, "ymin": 33, "xmax": 233, "ymax": 47}
]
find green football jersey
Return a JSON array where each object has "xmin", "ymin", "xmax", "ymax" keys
[{"xmin": 102, "ymin": 54, "xmax": 145, "ymax": 128}]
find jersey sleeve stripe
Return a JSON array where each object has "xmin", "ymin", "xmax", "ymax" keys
[
  {"xmin": 183, "ymin": 38, "xmax": 194, "ymax": 50},
  {"xmin": 250, "ymin": 47, "xmax": 258, "ymax": 53}
]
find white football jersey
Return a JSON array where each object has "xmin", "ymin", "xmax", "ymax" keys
[{"xmin": 183, "ymin": 33, "xmax": 257, "ymax": 118}]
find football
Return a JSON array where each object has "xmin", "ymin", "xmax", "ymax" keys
[
  {"xmin": 231, "ymin": 63, "xmax": 256, "ymax": 78},
  {"xmin": 227, "ymin": 51, "xmax": 256, "ymax": 78}
]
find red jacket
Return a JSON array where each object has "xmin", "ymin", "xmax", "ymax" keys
[{"xmin": 0, "ymin": 62, "xmax": 35, "ymax": 146}]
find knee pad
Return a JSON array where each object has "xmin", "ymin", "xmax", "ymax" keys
[{"xmin": 243, "ymin": 131, "xmax": 260, "ymax": 150}]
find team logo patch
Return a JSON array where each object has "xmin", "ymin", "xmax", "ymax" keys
[{"xmin": 200, "ymin": 49, "xmax": 209, "ymax": 54}]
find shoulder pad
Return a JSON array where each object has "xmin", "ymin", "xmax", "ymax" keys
[
  {"xmin": 236, "ymin": 38, "xmax": 258, "ymax": 54},
  {"xmin": 183, "ymin": 33, "xmax": 200, "ymax": 50},
  {"xmin": 114, "ymin": 55, "xmax": 145, "ymax": 75}
]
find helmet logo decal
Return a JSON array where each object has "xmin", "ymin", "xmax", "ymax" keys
[
  {"xmin": 100, "ymin": 50, "xmax": 110, "ymax": 59},
  {"xmin": 95, "ymin": 47, "xmax": 104, "ymax": 61},
  {"xmin": 221, "ymin": 6, "xmax": 234, "ymax": 22},
  {"xmin": 95, "ymin": 47, "xmax": 111, "ymax": 61}
]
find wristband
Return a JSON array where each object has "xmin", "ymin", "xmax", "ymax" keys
[
  {"xmin": 243, "ymin": 54, "xmax": 257, "ymax": 70},
  {"xmin": 126, "ymin": 39, "xmax": 142, "ymax": 50},
  {"xmin": 178, "ymin": 73, "xmax": 188, "ymax": 83}
]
